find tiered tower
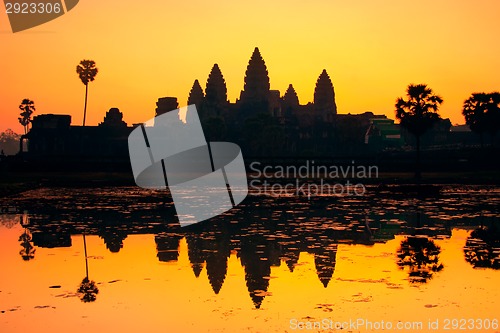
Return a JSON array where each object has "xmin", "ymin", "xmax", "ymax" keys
[
  {"xmin": 187, "ymin": 79, "xmax": 204, "ymax": 110},
  {"xmin": 204, "ymin": 64, "xmax": 228, "ymax": 118},
  {"xmin": 99, "ymin": 108, "xmax": 127, "ymax": 128},
  {"xmin": 313, "ymin": 69, "xmax": 337, "ymax": 120},
  {"xmin": 239, "ymin": 47, "xmax": 271, "ymax": 115},
  {"xmin": 282, "ymin": 84, "xmax": 299, "ymax": 109}
]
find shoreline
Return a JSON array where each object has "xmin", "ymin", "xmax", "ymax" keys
[{"xmin": 1, "ymin": 170, "xmax": 499, "ymax": 198}]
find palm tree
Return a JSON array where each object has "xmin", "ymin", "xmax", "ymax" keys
[
  {"xmin": 395, "ymin": 84, "xmax": 443, "ymax": 180},
  {"xmin": 464, "ymin": 225, "xmax": 500, "ymax": 269},
  {"xmin": 77, "ymin": 233, "xmax": 99, "ymax": 302},
  {"xmin": 19, "ymin": 228, "xmax": 36, "ymax": 261},
  {"xmin": 76, "ymin": 60, "xmax": 98, "ymax": 127},
  {"xmin": 78, "ymin": 277, "xmax": 99, "ymax": 302},
  {"xmin": 397, "ymin": 236, "xmax": 444, "ymax": 283},
  {"xmin": 462, "ymin": 93, "xmax": 491, "ymax": 147},
  {"xmin": 18, "ymin": 99, "xmax": 36, "ymax": 134},
  {"xmin": 490, "ymin": 92, "xmax": 500, "ymax": 145}
]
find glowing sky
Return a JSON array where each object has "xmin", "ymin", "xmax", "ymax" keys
[{"xmin": 1, "ymin": 0, "xmax": 499, "ymax": 133}]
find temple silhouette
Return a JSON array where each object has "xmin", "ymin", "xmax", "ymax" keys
[{"xmin": 12, "ymin": 46, "xmax": 485, "ymax": 171}]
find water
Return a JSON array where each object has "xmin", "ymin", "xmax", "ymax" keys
[{"xmin": 1, "ymin": 186, "xmax": 499, "ymax": 332}]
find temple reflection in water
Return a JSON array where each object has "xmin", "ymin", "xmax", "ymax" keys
[{"xmin": 3, "ymin": 186, "xmax": 499, "ymax": 309}]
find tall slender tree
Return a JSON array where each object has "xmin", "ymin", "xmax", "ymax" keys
[
  {"xmin": 18, "ymin": 99, "xmax": 35, "ymax": 134},
  {"xmin": 77, "ymin": 233, "xmax": 99, "ymax": 302},
  {"xmin": 76, "ymin": 60, "xmax": 98, "ymax": 126},
  {"xmin": 395, "ymin": 84, "xmax": 443, "ymax": 180}
]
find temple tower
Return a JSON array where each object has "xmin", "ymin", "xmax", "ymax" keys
[
  {"xmin": 282, "ymin": 84, "xmax": 300, "ymax": 110},
  {"xmin": 239, "ymin": 47, "xmax": 271, "ymax": 116},
  {"xmin": 313, "ymin": 69, "xmax": 337, "ymax": 121},
  {"xmin": 187, "ymin": 79, "xmax": 204, "ymax": 110},
  {"xmin": 155, "ymin": 97, "xmax": 178, "ymax": 117},
  {"xmin": 204, "ymin": 64, "xmax": 228, "ymax": 118}
]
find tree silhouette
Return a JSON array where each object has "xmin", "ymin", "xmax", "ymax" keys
[
  {"xmin": 77, "ymin": 277, "xmax": 99, "ymax": 303},
  {"xmin": 18, "ymin": 99, "xmax": 35, "ymax": 135},
  {"xmin": 464, "ymin": 225, "xmax": 500, "ymax": 269},
  {"xmin": 396, "ymin": 236, "xmax": 443, "ymax": 283},
  {"xmin": 0, "ymin": 129, "xmax": 21, "ymax": 155},
  {"xmin": 463, "ymin": 92, "xmax": 500, "ymax": 147},
  {"xmin": 77, "ymin": 233, "xmax": 99, "ymax": 302},
  {"xmin": 76, "ymin": 60, "xmax": 98, "ymax": 127},
  {"xmin": 18, "ymin": 228, "xmax": 36, "ymax": 261},
  {"xmin": 395, "ymin": 84, "xmax": 442, "ymax": 180},
  {"xmin": 491, "ymin": 92, "xmax": 500, "ymax": 145}
]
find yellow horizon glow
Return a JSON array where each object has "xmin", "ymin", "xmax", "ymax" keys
[{"xmin": 1, "ymin": 0, "xmax": 500, "ymax": 133}]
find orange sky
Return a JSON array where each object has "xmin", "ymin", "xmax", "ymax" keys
[{"xmin": 1, "ymin": 0, "xmax": 500, "ymax": 133}]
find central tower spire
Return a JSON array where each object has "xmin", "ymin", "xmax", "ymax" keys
[{"xmin": 239, "ymin": 47, "xmax": 270, "ymax": 116}]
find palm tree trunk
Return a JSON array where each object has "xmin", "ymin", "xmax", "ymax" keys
[
  {"xmin": 83, "ymin": 84, "xmax": 88, "ymax": 127},
  {"xmin": 415, "ymin": 135, "xmax": 421, "ymax": 183},
  {"xmin": 83, "ymin": 233, "xmax": 89, "ymax": 279}
]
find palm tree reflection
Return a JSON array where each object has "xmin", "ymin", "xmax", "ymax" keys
[
  {"xmin": 77, "ymin": 277, "xmax": 99, "ymax": 303},
  {"xmin": 19, "ymin": 228, "xmax": 36, "ymax": 261},
  {"xmin": 18, "ymin": 211, "xmax": 35, "ymax": 261},
  {"xmin": 77, "ymin": 233, "xmax": 99, "ymax": 302},
  {"xmin": 396, "ymin": 236, "xmax": 443, "ymax": 283},
  {"xmin": 464, "ymin": 225, "xmax": 500, "ymax": 269}
]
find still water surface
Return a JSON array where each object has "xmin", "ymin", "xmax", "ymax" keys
[{"xmin": 0, "ymin": 186, "xmax": 499, "ymax": 332}]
